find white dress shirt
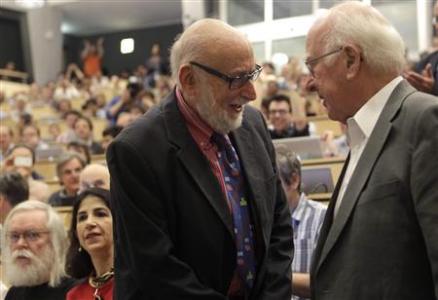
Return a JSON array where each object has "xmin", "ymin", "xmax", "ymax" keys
[{"xmin": 334, "ymin": 76, "xmax": 403, "ymax": 217}]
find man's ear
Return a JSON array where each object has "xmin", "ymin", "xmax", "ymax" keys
[
  {"xmin": 344, "ymin": 45, "xmax": 362, "ymax": 80},
  {"xmin": 291, "ymin": 173, "xmax": 300, "ymax": 192},
  {"xmin": 179, "ymin": 65, "xmax": 197, "ymax": 96}
]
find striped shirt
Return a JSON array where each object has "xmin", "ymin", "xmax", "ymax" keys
[{"xmin": 291, "ymin": 193, "xmax": 327, "ymax": 300}]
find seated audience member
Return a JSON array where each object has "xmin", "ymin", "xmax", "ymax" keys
[
  {"xmin": 10, "ymin": 94, "xmax": 31, "ymax": 123},
  {"xmin": 276, "ymin": 147, "xmax": 326, "ymax": 300},
  {"xmin": 321, "ymin": 124, "xmax": 349, "ymax": 158},
  {"xmin": 404, "ymin": 1, "xmax": 438, "ymax": 96},
  {"xmin": 129, "ymin": 103, "xmax": 146, "ymax": 119},
  {"xmin": 48, "ymin": 153, "xmax": 86, "ymax": 207},
  {"xmin": 73, "ymin": 116, "xmax": 104, "ymax": 155},
  {"xmin": 106, "ymin": 82, "xmax": 142, "ymax": 125},
  {"xmin": 81, "ymin": 98, "xmax": 99, "ymax": 119},
  {"xmin": 47, "ymin": 123, "xmax": 61, "ymax": 142},
  {"xmin": 139, "ymin": 90, "xmax": 156, "ymax": 110},
  {"xmin": 3, "ymin": 145, "xmax": 49, "ymax": 202},
  {"xmin": 53, "ymin": 79, "xmax": 80, "ymax": 101},
  {"xmin": 79, "ymin": 164, "xmax": 110, "ymax": 192},
  {"xmin": 57, "ymin": 110, "xmax": 82, "ymax": 145},
  {"xmin": 115, "ymin": 112, "xmax": 135, "ymax": 128},
  {"xmin": 65, "ymin": 188, "xmax": 114, "ymax": 300},
  {"xmin": 0, "ymin": 172, "xmax": 29, "ymax": 225},
  {"xmin": 0, "ymin": 125, "xmax": 14, "ymax": 162},
  {"xmin": 66, "ymin": 141, "xmax": 91, "ymax": 165},
  {"xmin": 0, "ymin": 172, "xmax": 29, "ymax": 295},
  {"xmin": 1, "ymin": 200, "xmax": 76, "ymax": 300},
  {"xmin": 263, "ymin": 75, "xmax": 279, "ymax": 99},
  {"xmin": 20, "ymin": 124, "xmax": 49, "ymax": 151},
  {"xmin": 268, "ymin": 94, "xmax": 310, "ymax": 139},
  {"xmin": 101, "ymin": 125, "xmax": 123, "ymax": 151}
]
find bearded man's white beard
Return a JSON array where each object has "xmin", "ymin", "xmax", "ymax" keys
[
  {"xmin": 195, "ymin": 84, "xmax": 244, "ymax": 134},
  {"xmin": 4, "ymin": 247, "xmax": 53, "ymax": 287}
]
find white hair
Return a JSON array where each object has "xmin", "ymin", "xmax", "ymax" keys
[
  {"xmin": 1, "ymin": 200, "xmax": 68, "ymax": 287},
  {"xmin": 321, "ymin": 1, "xmax": 405, "ymax": 75}
]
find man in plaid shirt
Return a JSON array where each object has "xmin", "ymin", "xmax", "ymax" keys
[{"xmin": 276, "ymin": 147, "xmax": 326, "ymax": 300}]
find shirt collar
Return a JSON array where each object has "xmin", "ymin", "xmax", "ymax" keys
[
  {"xmin": 346, "ymin": 76, "xmax": 402, "ymax": 145},
  {"xmin": 175, "ymin": 87, "xmax": 214, "ymax": 141},
  {"xmin": 291, "ymin": 193, "xmax": 307, "ymax": 224}
]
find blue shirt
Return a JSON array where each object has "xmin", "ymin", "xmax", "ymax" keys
[{"xmin": 291, "ymin": 193, "xmax": 327, "ymax": 300}]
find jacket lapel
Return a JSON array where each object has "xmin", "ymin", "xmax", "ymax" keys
[
  {"xmin": 315, "ymin": 80, "xmax": 416, "ymax": 274},
  {"xmin": 311, "ymin": 154, "xmax": 350, "ymax": 276},
  {"xmin": 162, "ymin": 92, "xmax": 234, "ymax": 237}
]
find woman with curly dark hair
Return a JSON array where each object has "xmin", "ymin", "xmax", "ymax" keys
[{"xmin": 65, "ymin": 188, "xmax": 114, "ymax": 300}]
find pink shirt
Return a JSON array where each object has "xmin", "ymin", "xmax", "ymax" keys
[{"xmin": 175, "ymin": 88, "xmax": 231, "ymax": 210}]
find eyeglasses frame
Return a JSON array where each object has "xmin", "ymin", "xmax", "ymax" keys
[
  {"xmin": 7, "ymin": 230, "xmax": 50, "ymax": 244},
  {"xmin": 190, "ymin": 61, "xmax": 263, "ymax": 89},
  {"xmin": 305, "ymin": 47, "xmax": 344, "ymax": 75}
]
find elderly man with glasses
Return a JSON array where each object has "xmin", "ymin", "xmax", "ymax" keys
[
  {"xmin": 305, "ymin": 2, "xmax": 438, "ymax": 299},
  {"xmin": 1, "ymin": 200, "xmax": 76, "ymax": 300},
  {"xmin": 107, "ymin": 19, "xmax": 293, "ymax": 300}
]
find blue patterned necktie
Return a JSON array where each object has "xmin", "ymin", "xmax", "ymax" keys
[{"xmin": 211, "ymin": 133, "xmax": 256, "ymax": 293}]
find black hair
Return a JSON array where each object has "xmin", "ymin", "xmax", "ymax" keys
[
  {"xmin": 66, "ymin": 188, "xmax": 111, "ymax": 278},
  {"xmin": 74, "ymin": 115, "xmax": 93, "ymax": 131},
  {"xmin": 268, "ymin": 94, "xmax": 292, "ymax": 113},
  {"xmin": 127, "ymin": 82, "xmax": 142, "ymax": 99},
  {"xmin": 66, "ymin": 141, "xmax": 91, "ymax": 165},
  {"xmin": 102, "ymin": 125, "xmax": 123, "ymax": 139},
  {"xmin": 0, "ymin": 171, "xmax": 29, "ymax": 206},
  {"xmin": 62, "ymin": 110, "xmax": 82, "ymax": 120}
]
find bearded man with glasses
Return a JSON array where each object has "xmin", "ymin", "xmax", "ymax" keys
[
  {"xmin": 107, "ymin": 18, "xmax": 293, "ymax": 300},
  {"xmin": 1, "ymin": 200, "xmax": 76, "ymax": 300}
]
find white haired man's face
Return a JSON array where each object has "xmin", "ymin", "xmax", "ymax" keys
[
  {"xmin": 3, "ymin": 210, "xmax": 54, "ymax": 286},
  {"xmin": 193, "ymin": 61, "xmax": 258, "ymax": 134}
]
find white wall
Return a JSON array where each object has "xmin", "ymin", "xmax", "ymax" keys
[
  {"xmin": 181, "ymin": 0, "xmax": 205, "ymax": 28},
  {"xmin": 27, "ymin": 6, "xmax": 63, "ymax": 84}
]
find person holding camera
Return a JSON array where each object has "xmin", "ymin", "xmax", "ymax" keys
[{"xmin": 2, "ymin": 144, "xmax": 49, "ymax": 202}]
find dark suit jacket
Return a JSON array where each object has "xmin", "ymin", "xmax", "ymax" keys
[
  {"xmin": 311, "ymin": 80, "xmax": 438, "ymax": 300},
  {"xmin": 106, "ymin": 91, "xmax": 293, "ymax": 299}
]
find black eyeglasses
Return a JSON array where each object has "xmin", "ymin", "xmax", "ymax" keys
[
  {"xmin": 305, "ymin": 47, "xmax": 343, "ymax": 76},
  {"xmin": 190, "ymin": 61, "xmax": 263, "ymax": 90}
]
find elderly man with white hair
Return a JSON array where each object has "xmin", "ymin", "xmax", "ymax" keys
[
  {"xmin": 1, "ymin": 200, "xmax": 76, "ymax": 300},
  {"xmin": 79, "ymin": 163, "xmax": 110, "ymax": 191},
  {"xmin": 107, "ymin": 18, "xmax": 293, "ymax": 300},
  {"xmin": 305, "ymin": 2, "xmax": 438, "ymax": 299}
]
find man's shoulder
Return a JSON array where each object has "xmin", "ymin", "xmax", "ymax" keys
[
  {"xmin": 115, "ymin": 94, "xmax": 175, "ymax": 145},
  {"xmin": 305, "ymin": 198, "xmax": 327, "ymax": 211},
  {"xmin": 402, "ymin": 87, "xmax": 438, "ymax": 112},
  {"xmin": 301, "ymin": 196, "xmax": 327, "ymax": 215}
]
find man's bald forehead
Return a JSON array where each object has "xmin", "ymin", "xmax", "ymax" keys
[
  {"xmin": 180, "ymin": 19, "xmax": 248, "ymax": 52},
  {"xmin": 183, "ymin": 19, "xmax": 242, "ymax": 39}
]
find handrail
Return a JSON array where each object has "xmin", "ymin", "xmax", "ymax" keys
[{"xmin": 0, "ymin": 69, "xmax": 29, "ymax": 83}]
